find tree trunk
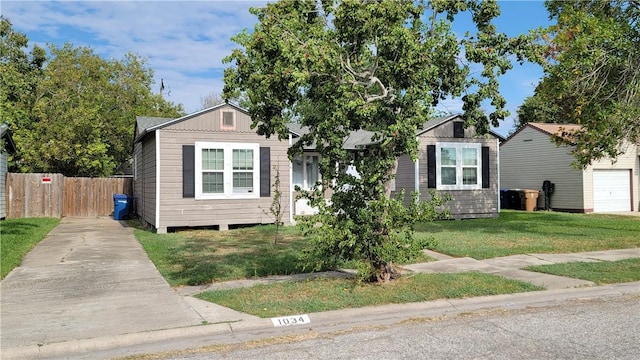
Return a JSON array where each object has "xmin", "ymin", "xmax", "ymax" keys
[
  {"xmin": 373, "ymin": 261, "xmax": 401, "ymax": 283},
  {"xmin": 384, "ymin": 159, "xmax": 399, "ymax": 199}
]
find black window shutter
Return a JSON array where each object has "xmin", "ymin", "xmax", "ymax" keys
[
  {"xmin": 427, "ymin": 145, "xmax": 436, "ymax": 189},
  {"xmin": 453, "ymin": 122, "xmax": 464, "ymax": 138},
  {"xmin": 260, "ymin": 147, "xmax": 271, "ymax": 197},
  {"xmin": 182, "ymin": 145, "xmax": 195, "ymax": 198},
  {"xmin": 482, "ymin": 146, "xmax": 490, "ymax": 189}
]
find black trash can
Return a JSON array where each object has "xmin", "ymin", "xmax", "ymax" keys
[
  {"xmin": 500, "ymin": 189, "xmax": 510, "ymax": 209},
  {"xmin": 507, "ymin": 189, "xmax": 524, "ymax": 210}
]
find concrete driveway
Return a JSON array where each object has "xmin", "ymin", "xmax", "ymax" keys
[{"xmin": 0, "ymin": 217, "xmax": 205, "ymax": 351}]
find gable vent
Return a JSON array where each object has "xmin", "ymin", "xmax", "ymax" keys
[{"xmin": 453, "ymin": 121, "xmax": 464, "ymax": 138}]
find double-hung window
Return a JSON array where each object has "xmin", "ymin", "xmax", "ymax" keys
[
  {"xmin": 195, "ymin": 142, "xmax": 260, "ymax": 199},
  {"xmin": 435, "ymin": 142, "xmax": 481, "ymax": 190}
]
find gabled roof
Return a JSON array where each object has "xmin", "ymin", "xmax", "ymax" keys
[
  {"xmin": 1, "ymin": 124, "xmax": 17, "ymax": 153},
  {"xmin": 137, "ymin": 116, "xmax": 173, "ymax": 132},
  {"xmin": 287, "ymin": 113, "xmax": 501, "ymax": 151},
  {"xmin": 287, "ymin": 123, "xmax": 376, "ymax": 150},
  {"xmin": 417, "ymin": 114, "xmax": 461, "ymax": 135},
  {"xmin": 527, "ymin": 122, "xmax": 582, "ymax": 137},
  {"xmin": 286, "ymin": 122, "xmax": 306, "ymax": 138},
  {"xmin": 134, "ymin": 102, "xmax": 248, "ymax": 143},
  {"xmin": 418, "ymin": 114, "xmax": 504, "ymax": 140},
  {"xmin": 134, "ymin": 116, "xmax": 174, "ymax": 143},
  {"xmin": 503, "ymin": 122, "xmax": 581, "ymax": 145},
  {"xmin": 343, "ymin": 129, "xmax": 377, "ymax": 149}
]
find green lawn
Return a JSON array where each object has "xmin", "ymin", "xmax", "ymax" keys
[
  {"xmin": 0, "ymin": 217, "xmax": 60, "ymax": 279},
  {"xmin": 418, "ymin": 210, "xmax": 640, "ymax": 259},
  {"xmin": 133, "ymin": 221, "xmax": 436, "ymax": 287},
  {"xmin": 525, "ymin": 258, "xmax": 640, "ymax": 285},
  {"xmin": 132, "ymin": 211, "xmax": 639, "ymax": 316},
  {"xmin": 134, "ymin": 224, "xmax": 319, "ymax": 286},
  {"xmin": 133, "ymin": 211, "xmax": 640, "ymax": 286},
  {"xmin": 196, "ymin": 272, "xmax": 543, "ymax": 318}
]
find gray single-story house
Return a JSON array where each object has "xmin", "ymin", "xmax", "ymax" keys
[
  {"xmin": 289, "ymin": 114, "xmax": 503, "ymax": 219},
  {"xmin": 392, "ymin": 114, "xmax": 502, "ymax": 219},
  {"xmin": 500, "ymin": 122, "xmax": 639, "ymax": 213},
  {"xmin": 1, "ymin": 124, "xmax": 17, "ymax": 220},
  {"xmin": 133, "ymin": 103, "xmax": 291, "ymax": 233},
  {"xmin": 134, "ymin": 106, "xmax": 504, "ymax": 233}
]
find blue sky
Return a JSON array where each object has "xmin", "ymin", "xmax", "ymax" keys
[{"xmin": 1, "ymin": 0, "xmax": 551, "ymax": 137}]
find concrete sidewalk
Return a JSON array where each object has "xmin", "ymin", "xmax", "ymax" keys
[
  {"xmin": 178, "ymin": 248, "xmax": 640, "ymax": 296},
  {"xmin": 405, "ymin": 248, "xmax": 640, "ymax": 290},
  {"xmin": 0, "ymin": 218, "xmax": 252, "ymax": 353},
  {"xmin": 1, "ymin": 216, "xmax": 639, "ymax": 359}
]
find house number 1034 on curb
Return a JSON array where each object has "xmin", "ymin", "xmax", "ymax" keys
[{"xmin": 271, "ymin": 314, "xmax": 310, "ymax": 327}]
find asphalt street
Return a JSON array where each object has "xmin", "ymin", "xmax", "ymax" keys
[{"xmin": 157, "ymin": 295, "xmax": 640, "ymax": 360}]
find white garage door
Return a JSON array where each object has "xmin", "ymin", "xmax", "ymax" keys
[{"xmin": 593, "ymin": 170, "xmax": 631, "ymax": 212}]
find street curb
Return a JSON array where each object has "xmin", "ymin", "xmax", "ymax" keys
[{"xmin": 4, "ymin": 281, "xmax": 639, "ymax": 360}]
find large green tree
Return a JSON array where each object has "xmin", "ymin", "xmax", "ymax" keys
[
  {"xmin": 224, "ymin": 0, "xmax": 527, "ymax": 282},
  {"xmin": 1, "ymin": 19, "xmax": 184, "ymax": 176},
  {"xmin": 519, "ymin": 0, "xmax": 640, "ymax": 167},
  {"xmin": 0, "ymin": 17, "xmax": 46, "ymax": 145},
  {"xmin": 515, "ymin": 82, "xmax": 563, "ymax": 128}
]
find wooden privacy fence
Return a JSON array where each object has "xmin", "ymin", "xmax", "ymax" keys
[{"xmin": 5, "ymin": 173, "xmax": 133, "ymax": 219}]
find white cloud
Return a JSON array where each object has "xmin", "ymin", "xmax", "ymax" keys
[
  {"xmin": 3, "ymin": 0, "xmax": 266, "ymax": 112},
  {"xmin": 3, "ymin": 0, "xmax": 544, "ymax": 120}
]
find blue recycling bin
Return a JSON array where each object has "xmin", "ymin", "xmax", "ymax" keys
[{"xmin": 113, "ymin": 194, "xmax": 131, "ymax": 220}]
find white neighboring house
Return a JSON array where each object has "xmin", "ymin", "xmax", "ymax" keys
[
  {"xmin": 500, "ymin": 122, "xmax": 639, "ymax": 213},
  {"xmin": 1, "ymin": 124, "xmax": 17, "ymax": 219}
]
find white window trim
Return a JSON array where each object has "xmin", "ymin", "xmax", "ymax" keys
[
  {"xmin": 435, "ymin": 142, "xmax": 482, "ymax": 190},
  {"xmin": 195, "ymin": 142, "xmax": 260, "ymax": 199}
]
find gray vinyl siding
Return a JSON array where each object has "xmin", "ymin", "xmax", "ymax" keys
[
  {"xmin": 133, "ymin": 142, "xmax": 142, "ymax": 216},
  {"xmin": 154, "ymin": 107, "xmax": 291, "ymax": 230},
  {"xmin": 140, "ymin": 133, "xmax": 157, "ymax": 226},
  {"xmin": 0, "ymin": 152, "xmax": 7, "ymax": 219},
  {"xmin": 425, "ymin": 119, "xmax": 470, "ymax": 138},
  {"xmin": 500, "ymin": 126, "xmax": 585, "ymax": 211},
  {"xmin": 165, "ymin": 106, "xmax": 254, "ymax": 132},
  {"xmin": 393, "ymin": 120, "xmax": 499, "ymax": 219},
  {"xmin": 392, "ymin": 154, "xmax": 416, "ymax": 205}
]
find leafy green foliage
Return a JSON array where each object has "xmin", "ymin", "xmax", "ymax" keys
[
  {"xmin": 516, "ymin": 87, "xmax": 564, "ymax": 129},
  {"xmin": 223, "ymin": 0, "xmax": 525, "ymax": 281},
  {"xmin": 300, "ymin": 191, "xmax": 449, "ymax": 282},
  {"xmin": 1, "ymin": 18, "xmax": 185, "ymax": 176},
  {"xmin": 0, "ymin": 16, "xmax": 46, "ymax": 156},
  {"xmin": 521, "ymin": 0, "xmax": 640, "ymax": 168}
]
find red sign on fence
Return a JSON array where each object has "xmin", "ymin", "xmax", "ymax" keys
[{"xmin": 41, "ymin": 177, "xmax": 52, "ymax": 184}]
